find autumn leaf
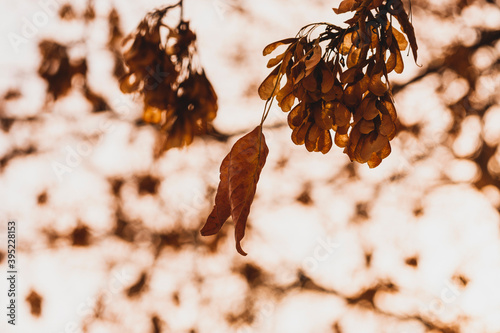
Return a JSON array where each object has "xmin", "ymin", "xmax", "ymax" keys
[
  {"xmin": 201, "ymin": 126, "xmax": 269, "ymax": 256},
  {"xmin": 229, "ymin": 127, "xmax": 269, "ymax": 255}
]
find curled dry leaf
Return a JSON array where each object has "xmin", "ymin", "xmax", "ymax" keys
[{"xmin": 201, "ymin": 126, "xmax": 269, "ymax": 256}]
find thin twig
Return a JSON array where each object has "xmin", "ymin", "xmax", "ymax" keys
[{"xmin": 180, "ymin": 0, "xmax": 184, "ymax": 22}]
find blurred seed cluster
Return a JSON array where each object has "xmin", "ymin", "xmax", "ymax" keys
[
  {"xmin": 120, "ymin": 5, "xmax": 218, "ymax": 151},
  {"xmin": 259, "ymin": 0, "xmax": 418, "ymax": 167}
]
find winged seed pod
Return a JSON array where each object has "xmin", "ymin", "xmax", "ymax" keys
[
  {"xmin": 258, "ymin": 0, "xmax": 418, "ymax": 167},
  {"xmin": 120, "ymin": 6, "xmax": 218, "ymax": 151}
]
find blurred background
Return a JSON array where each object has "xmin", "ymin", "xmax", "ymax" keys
[{"xmin": 0, "ymin": 0, "xmax": 500, "ymax": 332}]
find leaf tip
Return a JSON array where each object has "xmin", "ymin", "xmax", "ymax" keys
[
  {"xmin": 200, "ymin": 213, "xmax": 224, "ymax": 236},
  {"xmin": 236, "ymin": 241, "xmax": 248, "ymax": 256},
  {"xmin": 200, "ymin": 225, "xmax": 215, "ymax": 236}
]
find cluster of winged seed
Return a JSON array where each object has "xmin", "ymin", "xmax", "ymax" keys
[
  {"xmin": 120, "ymin": 9, "xmax": 218, "ymax": 151},
  {"xmin": 259, "ymin": 0, "xmax": 418, "ymax": 168}
]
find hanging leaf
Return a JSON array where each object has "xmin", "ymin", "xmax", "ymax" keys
[{"xmin": 201, "ymin": 126, "xmax": 269, "ymax": 256}]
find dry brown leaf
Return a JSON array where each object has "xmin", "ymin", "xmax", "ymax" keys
[
  {"xmin": 345, "ymin": 123, "xmax": 362, "ymax": 160},
  {"xmin": 378, "ymin": 141, "xmax": 392, "ymax": 159},
  {"xmin": 281, "ymin": 93, "xmax": 296, "ymax": 112},
  {"xmin": 343, "ymin": 83, "xmax": 362, "ymax": 107},
  {"xmin": 363, "ymin": 98, "xmax": 379, "ymax": 120},
  {"xmin": 202, "ymin": 126, "xmax": 269, "ymax": 256},
  {"xmin": 228, "ymin": 126, "xmax": 269, "ymax": 255}
]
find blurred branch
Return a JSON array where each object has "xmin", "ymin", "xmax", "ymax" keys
[{"xmin": 393, "ymin": 29, "xmax": 500, "ymax": 95}]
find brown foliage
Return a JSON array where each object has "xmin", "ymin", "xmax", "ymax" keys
[
  {"xmin": 258, "ymin": 0, "xmax": 418, "ymax": 167},
  {"xmin": 202, "ymin": 0, "xmax": 419, "ymax": 255},
  {"xmin": 120, "ymin": 7, "xmax": 218, "ymax": 151},
  {"xmin": 201, "ymin": 126, "xmax": 269, "ymax": 255}
]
